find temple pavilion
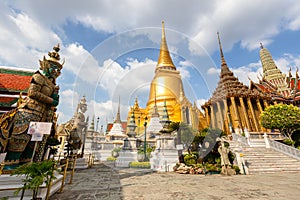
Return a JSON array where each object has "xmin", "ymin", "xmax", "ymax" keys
[{"xmin": 202, "ymin": 33, "xmax": 272, "ymax": 134}]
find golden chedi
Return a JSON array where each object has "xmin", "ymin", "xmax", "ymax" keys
[{"xmin": 127, "ymin": 22, "xmax": 206, "ymax": 135}]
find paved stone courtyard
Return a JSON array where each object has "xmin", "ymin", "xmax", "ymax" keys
[{"xmin": 50, "ymin": 162, "xmax": 300, "ymax": 200}]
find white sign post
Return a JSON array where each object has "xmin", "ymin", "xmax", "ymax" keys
[
  {"xmin": 27, "ymin": 122, "xmax": 52, "ymax": 162},
  {"xmin": 0, "ymin": 152, "xmax": 7, "ymax": 163}
]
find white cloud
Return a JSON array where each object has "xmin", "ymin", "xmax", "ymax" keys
[
  {"xmin": 195, "ymin": 98, "xmax": 208, "ymax": 113},
  {"xmin": 207, "ymin": 67, "xmax": 220, "ymax": 75},
  {"xmin": 6, "ymin": 0, "xmax": 299, "ymax": 56},
  {"xmin": 2, "ymin": 0, "xmax": 300, "ymax": 128}
]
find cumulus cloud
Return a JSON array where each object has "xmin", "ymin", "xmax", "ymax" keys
[
  {"xmin": 2, "ymin": 0, "xmax": 300, "ymax": 127},
  {"xmin": 207, "ymin": 67, "xmax": 220, "ymax": 75}
]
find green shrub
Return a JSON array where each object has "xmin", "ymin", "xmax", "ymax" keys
[
  {"xmin": 205, "ymin": 163, "xmax": 221, "ymax": 172},
  {"xmin": 129, "ymin": 161, "xmax": 151, "ymax": 169},
  {"xmin": 184, "ymin": 153, "xmax": 197, "ymax": 166},
  {"xmin": 232, "ymin": 165, "xmax": 241, "ymax": 174},
  {"xmin": 106, "ymin": 156, "xmax": 117, "ymax": 161},
  {"xmin": 283, "ymin": 139, "xmax": 295, "ymax": 146}
]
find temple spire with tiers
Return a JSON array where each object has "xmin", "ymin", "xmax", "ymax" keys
[
  {"xmin": 259, "ymin": 43, "xmax": 290, "ymax": 96},
  {"xmin": 107, "ymin": 96, "xmax": 127, "ymax": 144}
]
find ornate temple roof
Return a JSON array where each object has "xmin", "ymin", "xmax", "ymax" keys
[
  {"xmin": 155, "ymin": 21, "xmax": 176, "ymax": 72},
  {"xmin": 259, "ymin": 43, "xmax": 290, "ymax": 96},
  {"xmin": 0, "ymin": 67, "xmax": 34, "ymax": 94},
  {"xmin": 203, "ymin": 33, "xmax": 270, "ymax": 107},
  {"xmin": 0, "ymin": 67, "xmax": 34, "ymax": 113},
  {"xmin": 250, "ymin": 46, "xmax": 300, "ymax": 104}
]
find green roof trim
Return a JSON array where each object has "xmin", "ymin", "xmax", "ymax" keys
[
  {"xmin": 0, "ymin": 68, "xmax": 35, "ymax": 76},
  {"xmin": 0, "ymin": 98, "xmax": 18, "ymax": 107}
]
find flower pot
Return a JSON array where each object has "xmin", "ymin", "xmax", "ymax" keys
[
  {"xmin": 112, "ymin": 151, "xmax": 119, "ymax": 158},
  {"xmin": 137, "ymin": 154, "xmax": 145, "ymax": 162}
]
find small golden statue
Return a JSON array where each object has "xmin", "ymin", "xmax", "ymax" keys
[{"xmin": 0, "ymin": 44, "xmax": 63, "ymax": 170}]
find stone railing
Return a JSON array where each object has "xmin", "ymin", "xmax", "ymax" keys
[
  {"xmin": 267, "ymin": 138, "xmax": 300, "ymax": 161},
  {"xmin": 231, "ymin": 132, "xmax": 250, "ymax": 146},
  {"xmin": 250, "ymin": 132, "xmax": 283, "ymax": 140}
]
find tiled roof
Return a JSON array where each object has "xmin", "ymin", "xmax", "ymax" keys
[
  {"xmin": 106, "ymin": 122, "xmax": 127, "ymax": 132},
  {"xmin": 0, "ymin": 70, "xmax": 33, "ymax": 92},
  {"xmin": 0, "ymin": 96, "xmax": 18, "ymax": 106}
]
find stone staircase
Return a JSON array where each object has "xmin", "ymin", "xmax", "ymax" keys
[{"xmin": 230, "ymin": 139, "xmax": 300, "ymax": 174}]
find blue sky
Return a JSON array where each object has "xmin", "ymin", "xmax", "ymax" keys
[{"xmin": 1, "ymin": 0, "xmax": 300, "ymax": 130}]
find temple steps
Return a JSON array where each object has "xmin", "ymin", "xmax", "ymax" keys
[{"xmin": 236, "ymin": 145, "xmax": 300, "ymax": 174}]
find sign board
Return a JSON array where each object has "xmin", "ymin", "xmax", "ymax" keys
[
  {"xmin": 0, "ymin": 153, "xmax": 7, "ymax": 163},
  {"xmin": 28, "ymin": 122, "xmax": 52, "ymax": 141},
  {"xmin": 176, "ymin": 144, "xmax": 184, "ymax": 150}
]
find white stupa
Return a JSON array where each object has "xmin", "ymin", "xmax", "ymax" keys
[{"xmin": 106, "ymin": 97, "xmax": 128, "ymax": 144}]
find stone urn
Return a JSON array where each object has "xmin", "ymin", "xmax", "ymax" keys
[
  {"xmin": 112, "ymin": 151, "xmax": 119, "ymax": 158},
  {"xmin": 137, "ymin": 153, "xmax": 145, "ymax": 162}
]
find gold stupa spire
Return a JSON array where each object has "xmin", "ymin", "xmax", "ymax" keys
[{"xmin": 155, "ymin": 21, "xmax": 176, "ymax": 72}]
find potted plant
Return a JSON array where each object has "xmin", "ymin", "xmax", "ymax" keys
[
  {"xmin": 112, "ymin": 146, "xmax": 122, "ymax": 158},
  {"xmin": 137, "ymin": 147, "xmax": 145, "ymax": 162},
  {"xmin": 12, "ymin": 160, "xmax": 57, "ymax": 200}
]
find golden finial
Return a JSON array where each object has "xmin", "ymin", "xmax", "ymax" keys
[{"xmin": 156, "ymin": 21, "xmax": 176, "ymax": 72}]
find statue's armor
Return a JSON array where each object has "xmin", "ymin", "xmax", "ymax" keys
[
  {"xmin": 12, "ymin": 71, "xmax": 56, "ymax": 135},
  {"xmin": 0, "ymin": 44, "xmax": 62, "ymax": 169},
  {"xmin": 5, "ymin": 71, "xmax": 56, "ymax": 163}
]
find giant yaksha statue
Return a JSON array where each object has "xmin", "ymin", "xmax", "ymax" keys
[
  {"xmin": 0, "ymin": 44, "xmax": 63, "ymax": 169},
  {"xmin": 57, "ymin": 96, "xmax": 88, "ymax": 155}
]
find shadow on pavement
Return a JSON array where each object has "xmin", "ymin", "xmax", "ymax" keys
[{"xmin": 50, "ymin": 162, "xmax": 153, "ymax": 200}]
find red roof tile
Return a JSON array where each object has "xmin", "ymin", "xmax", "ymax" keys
[
  {"xmin": 0, "ymin": 96, "xmax": 18, "ymax": 107},
  {"xmin": 0, "ymin": 74, "xmax": 32, "ymax": 92}
]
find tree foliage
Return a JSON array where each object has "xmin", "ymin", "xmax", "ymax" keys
[
  {"xmin": 168, "ymin": 122, "xmax": 195, "ymax": 149},
  {"xmin": 260, "ymin": 104, "xmax": 300, "ymax": 140}
]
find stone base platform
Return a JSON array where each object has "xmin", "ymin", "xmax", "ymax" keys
[
  {"xmin": 0, "ymin": 172, "xmax": 63, "ymax": 200},
  {"xmin": 116, "ymin": 151, "xmax": 138, "ymax": 168}
]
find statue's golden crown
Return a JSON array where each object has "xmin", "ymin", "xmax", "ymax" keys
[{"xmin": 46, "ymin": 43, "xmax": 64, "ymax": 69}]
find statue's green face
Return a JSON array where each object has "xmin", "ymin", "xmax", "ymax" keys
[{"xmin": 45, "ymin": 62, "xmax": 61, "ymax": 79}]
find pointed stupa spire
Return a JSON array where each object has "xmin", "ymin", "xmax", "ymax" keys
[
  {"xmin": 162, "ymin": 99, "xmax": 169, "ymax": 121},
  {"xmin": 127, "ymin": 107, "xmax": 137, "ymax": 137},
  {"xmin": 155, "ymin": 21, "xmax": 176, "ymax": 72},
  {"xmin": 133, "ymin": 97, "xmax": 139, "ymax": 110},
  {"xmin": 152, "ymin": 88, "xmax": 159, "ymax": 117},
  {"xmin": 217, "ymin": 32, "xmax": 231, "ymax": 78},
  {"xmin": 259, "ymin": 43, "xmax": 290, "ymax": 96},
  {"xmin": 88, "ymin": 115, "xmax": 95, "ymax": 131},
  {"xmin": 114, "ymin": 96, "xmax": 122, "ymax": 123},
  {"xmin": 160, "ymin": 99, "xmax": 170, "ymax": 128}
]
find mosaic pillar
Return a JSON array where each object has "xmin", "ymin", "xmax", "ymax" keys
[
  {"xmin": 210, "ymin": 105, "xmax": 216, "ymax": 128},
  {"xmin": 217, "ymin": 101, "xmax": 224, "ymax": 130},
  {"xmin": 247, "ymin": 98, "xmax": 259, "ymax": 132},
  {"xmin": 239, "ymin": 97, "xmax": 251, "ymax": 131},
  {"xmin": 230, "ymin": 97, "xmax": 242, "ymax": 133}
]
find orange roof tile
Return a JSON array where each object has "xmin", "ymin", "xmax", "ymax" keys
[{"xmin": 0, "ymin": 74, "xmax": 32, "ymax": 92}]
